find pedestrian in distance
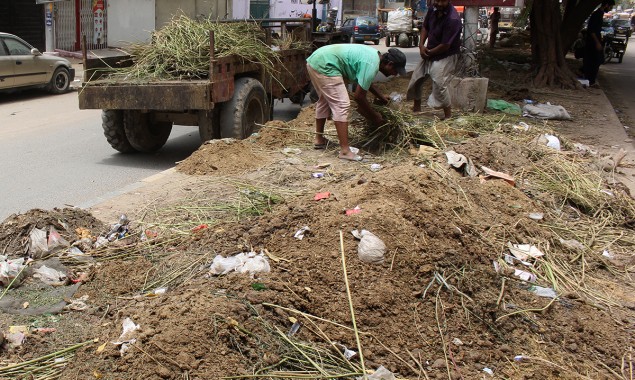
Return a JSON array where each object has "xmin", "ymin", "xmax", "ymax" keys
[
  {"xmin": 406, "ymin": 0, "xmax": 461, "ymax": 120},
  {"xmin": 489, "ymin": 7, "xmax": 501, "ymax": 48},
  {"xmin": 583, "ymin": 0, "xmax": 615, "ymax": 87},
  {"xmin": 305, "ymin": 44, "xmax": 407, "ymax": 161}
]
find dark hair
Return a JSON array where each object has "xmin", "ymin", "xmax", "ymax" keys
[{"xmin": 602, "ymin": 0, "xmax": 615, "ymax": 6}]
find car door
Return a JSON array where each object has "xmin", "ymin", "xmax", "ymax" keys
[
  {"xmin": 4, "ymin": 36, "xmax": 48, "ymax": 87},
  {"xmin": 0, "ymin": 38, "xmax": 15, "ymax": 89}
]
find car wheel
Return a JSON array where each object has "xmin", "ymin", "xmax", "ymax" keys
[{"xmin": 47, "ymin": 67, "xmax": 71, "ymax": 94}]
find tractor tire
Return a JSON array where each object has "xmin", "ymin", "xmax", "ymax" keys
[
  {"xmin": 220, "ymin": 77, "xmax": 269, "ymax": 139},
  {"xmin": 46, "ymin": 67, "xmax": 71, "ymax": 94},
  {"xmin": 123, "ymin": 110, "xmax": 172, "ymax": 153},
  {"xmin": 102, "ymin": 109, "xmax": 136, "ymax": 153},
  {"xmin": 385, "ymin": 35, "xmax": 391, "ymax": 47},
  {"xmin": 198, "ymin": 108, "xmax": 221, "ymax": 142},
  {"xmin": 413, "ymin": 34, "xmax": 419, "ymax": 47}
]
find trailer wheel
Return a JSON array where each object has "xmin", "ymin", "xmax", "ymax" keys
[
  {"xmin": 198, "ymin": 108, "xmax": 221, "ymax": 142},
  {"xmin": 413, "ymin": 34, "xmax": 419, "ymax": 47},
  {"xmin": 102, "ymin": 109, "xmax": 136, "ymax": 153},
  {"xmin": 220, "ymin": 77, "xmax": 269, "ymax": 139},
  {"xmin": 123, "ymin": 110, "xmax": 172, "ymax": 153},
  {"xmin": 385, "ymin": 35, "xmax": 391, "ymax": 47}
]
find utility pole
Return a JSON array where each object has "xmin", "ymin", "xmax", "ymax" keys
[{"xmin": 44, "ymin": 2, "xmax": 55, "ymax": 52}]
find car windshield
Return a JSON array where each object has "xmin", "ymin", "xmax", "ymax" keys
[
  {"xmin": 357, "ymin": 17, "xmax": 377, "ymax": 26},
  {"xmin": 602, "ymin": 20, "xmax": 612, "ymax": 27}
]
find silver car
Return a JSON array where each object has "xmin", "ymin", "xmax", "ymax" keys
[{"xmin": 0, "ymin": 32, "xmax": 75, "ymax": 94}]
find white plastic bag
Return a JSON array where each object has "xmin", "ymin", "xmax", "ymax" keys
[
  {"xmin": 366, "ymin": 366, "xmax": 396, "ymax": 380},
  {"xmin": 29, "ymin": 228, "xmax": 48, "ymax": 258},
  {"xmin": 210, "ymin": 251, "xmax": 271, "ymax": 275},
  {"xmin": 387, "ymin": 8, "xmax": 413, "ymax": 32},
  {"xmin": 352, "ymin": 230, "xmax": 386, "ymax": 264},
  {"xmin": 522, "ymin": 103, "xmax": 571, "ymax": 120},
  {"xmin": 47, "ymin": 226, "xmax": 70, "ymax": 251},
  {"xmin": 0, "ymin": 257, "xmax": 26, "ymax": 286},
  {"xmin": 33, "ymin": 265, "xmax": 68, "ymax": 286}
]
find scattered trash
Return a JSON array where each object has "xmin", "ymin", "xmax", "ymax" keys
[
  {"xmin": 389, "ymin": 92, "xmax": 404, "ymax": 103},
  {"xmin": 577, "ymin": 78, "xmax": 589, "ymax": 88},
  {"xmin": 106, "ymin": 214, "xmax": 130, "ymax": 242},
  {"xmin": 33, "ymin": 265, "xmax": 69, "ymax": 286},
  {"xmin": 141, "ymin": 229, "xmax": 159, "ymax": 241},
  {"xmin": 145, "ymin": 287, "xmax": 168, "ymax": 297},
  {"xmin": 294, "ymin": 226, "xmax": 310, "ymax": 240},
  {"xmin": 445, "ymin": 151, "xmax": 477, "ymax": 177},
  {"xmin": 487, "ymin": 99, "xmax": 522, "ymax": 115},
  {"xmin": 523, "ymin": 103, "xmax": 572, "ymax": 120},
  {"xmin": 352, "ymin": 229, "xmax": 386, "ymax": 264},
  {"xmin": 251, "ymin": 282, "xmax": 267, "ymax": 291},
  {"xmin": 504, "ymin": 254, "xmax": 533, "ymax": 267},
  {"xmin": 528, "ymin": 212, "xmax": 544, "ymax": 221},
  {"xmin": 75, "ymin": 227, "xmax": 92, "ymax": 240},
  {"xmin": 311, "ymin": 172, "xmax": 324, "ymax": 178},
  {"xmin": 514, "ymin": 355, "xmax": 527, "ymax": 362},
  {"xmin": 29, "ymin": 227, "xmax": 49, "ymax": 258},
  {"xmin": 366, "ymin": 366, "xmax": 396, "ymax": 380},
  {"xmin": 335, "ymin": 343, "xmax": 358, "ymax": 360},
  {"xmin": 94, "ymin": 236, "xmax": 109, "ymax": 249},
  {"xmin": 282, "ymin": 147, "xmax": 302, "ymax": 155},
  {"xmin": 65, "ymin": 295, "xmax": 90, "ymax": 311},
  {"xmin": 493, "ymin": 261, "xmax": 537, "ymax": 282},
  {"xmin": 315, "ymin": 163, "xmax": 332, "ymax": 169},
  {"xmin": 112, "ymin": 317, "xmax": 140, "ymax": 355},
  {"xmin": 480, "ymin": 166, "xmax": 515, "ymax": 186},
  {"xmin": 345, "ymin": 206, "xmax": 362, "ymax": 216},
  {"xmin": 0, "ymin": 256, "xmax": 27, "ymax": 286},
  {"xmin": 508, "ymin": 243, "xmax": 544, "ymax": 261},
  {"xmin": 602, "ymin": 250, "xmax": 615, "ymax": 259},
  {"xmin": 600, "ymin": 189, "xmax": 614, "ymax": 197},
  {"xmin": 528, "ymin": 285, "xmax": 557, "ymax": 298},
  {"xmin": 287, "ymin": 321, "xmax": 302, "ymax": 337},
  {"xmin": 314, "ymin": 192, "xmax": 331, "ymax": 201},
  {"xmin": 573, "ymin": 143, "xmax": 597, "ymax": 156},
  {"xmin": 412, "ymin": 145, "xmax": 438, "ymax": 157},
  {"xmin": 559, "ymin": 238, "xmax": 585, "ymax": 251},
  {"xmin": 512, "ymin": 121, "xmax": 531, "ymax": 131},
  {"xmin": 68, "ymin": 246, "xmax": 86, "ymax": 257},
  {"xmin": 535, "ymin": 134, "xmax": 561, "ymax": 150},
  {"xmin": 483, "ymin": 367, "xmax": 494, "ymax": 376},
  {"xmin": 452, "ymin": 338, "xmax": 464, "ymax": 346},
  {"xmin": 5, "ymin": 325, "xmax": 29, "ymax": 347},
  {"xmin": 210, "ymin": 250, "xmax": 271, "ymax": 276},
  {"xmin": 192, "ymin": 224, "xmax": 209, "ymax": 232},
  {"xmin": 47, "ymin": 226, "xmax": 70, "ymax": 251},
  {"xmin": 370, "ymin": 163, "xmax": 382, "ymax": 172}
]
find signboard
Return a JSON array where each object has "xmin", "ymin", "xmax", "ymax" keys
[
  {"xmin": 93, "ymin": 0, "xmax": 105, "ymax": 44},
  {"xmin": 452, "ymin": 0, "xmax": 523, "ymax": 6}
]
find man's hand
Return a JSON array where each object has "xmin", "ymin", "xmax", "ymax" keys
[
  {"xmin": 373, "ymin": 96, "xmax": 389, "ymax": 106},
  {"xmin": 596, "ymin": 42, "xmax": 603, "ymax": 51},
  {"xmin": 420, "ymin": 46, "xmax": 431, "ymax": 59},
  {"xmin": 371, "ymin": 112, "xmax": 385, "ymax": 128}
]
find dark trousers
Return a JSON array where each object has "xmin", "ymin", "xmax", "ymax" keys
[{"xmin": 582, "ymin": 47, "xmax": 603, "ymax": 85}]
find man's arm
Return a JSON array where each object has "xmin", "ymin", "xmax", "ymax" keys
[
  {"xmin": 354, "ymin": 85, "xmax": 383, "ymax": 126},
  {"xmin": 369, "ymin": 84, "xmax": 389, "ymax": 105},
  {"xmin": 419, "ymin": 28, "xmax": 430, "ymax": 58}
]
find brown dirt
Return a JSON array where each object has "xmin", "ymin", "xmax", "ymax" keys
[{"xmin": 1, "ymin": 48, "xmax": 635, "ymax": 380}]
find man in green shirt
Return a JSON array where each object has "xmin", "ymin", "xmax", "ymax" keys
[{"xmin": 306, "ymin": 45, "xmax": 406, "ymax": 161}]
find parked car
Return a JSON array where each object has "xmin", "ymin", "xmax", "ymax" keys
[
  {"xmin": 611, "ymin": 19, "xmax": 632, "ymax": 38},
  {"xmin": 0, "ymin": 32, "xmax": 74, "ymax": 94},
  {"xmin": 340, "ymin": 16, "xmax": 381, "ymax": 45}
]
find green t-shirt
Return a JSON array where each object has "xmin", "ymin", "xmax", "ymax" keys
[{"xmin": 306, "ymin": 44, "xmax": 380, "ymax": 91}]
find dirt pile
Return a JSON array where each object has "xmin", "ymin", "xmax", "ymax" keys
[{"xmin": 2, "ymin": 50, "xmax": 635, "ymax": 380}]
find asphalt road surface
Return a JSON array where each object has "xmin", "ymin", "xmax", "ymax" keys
[{"xmin": 601, "ymin": 35, "xmax": 635, "ymax": 137}]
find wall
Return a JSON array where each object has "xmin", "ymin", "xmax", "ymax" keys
[
  {"xmin": 106, "ymin": 0, "xmax": 155, "ymax": 47},
  {"xmin": 269, "ymin": 0, "xmax": 342, "ymax": 23},
  {"xmin": 155, "ymin": 0, "xmax": 231, "ymax": 28},
  {"xmin": 233, "ymin": 0, "xmax": 250, "ymax": 19}
]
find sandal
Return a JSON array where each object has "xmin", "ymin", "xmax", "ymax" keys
[
  {"xmin": 314, "ymin": 139, "xmax": 336, "ymax": 150},
  {"xmin": 338, "ymin": 152, "xmax": 363, "ymax": 162}
]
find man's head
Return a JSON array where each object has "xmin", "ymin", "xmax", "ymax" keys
[
  {"xmin": 433, "ymin": 0, "xmax": 451, "ymax": 12},
  {"xmin": 493, "ymin": 7, "xmax": 499, "ymax": 12},
  {"xmin": 380, "ymin": 48, "xmax": 407, "ymax": 77},
  {"xmin": 601, "ymin": 0, "xmax": 615, "ymax": 11}
]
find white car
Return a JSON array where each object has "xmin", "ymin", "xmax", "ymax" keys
[{"xmin": 0, "ymin": 32, "xmax": 75, "ymax": 94}]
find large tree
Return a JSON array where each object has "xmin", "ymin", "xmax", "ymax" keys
[{"xmin": 529, "ymin": 0, "xmax": 603, "ymax": 87}]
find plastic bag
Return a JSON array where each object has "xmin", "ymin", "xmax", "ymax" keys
[
  {"xmin": 487, "ymin": 99, "xmax": 522, "ymax": 115},
  {"xmin": 0, "ymin": 257, "xmax": 26, "ymax": 286},
  {"xmin": 210, "ymin": 251, "xmax": 271, "ymax": 275},
  {"xmin": 29, "ymin": 228, "xmax": 48, "ymax": 258},
  {"xmin": 522, "ymin": 103, "xmax": 571, "ymax": 120},
  {"xmin": 366, "ymin": 366, "xmax": 396, "ymax": 380},
  {"xmin": 352, "ymin": 230, "xmax": 386, "ymax": 264},
  {"xmin": 47, "ymin": 226, "xmax": 70, "ymax": 251},
  {"xmin": 387, "ymin": 8, "xmax": 413, "ymax": 32},
  {"xmin": 33, "ymin": 265, "xmax": 68, "ymax": 286}
]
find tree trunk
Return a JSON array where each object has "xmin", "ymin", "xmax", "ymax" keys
[
  {"xmin": 531, "ymin": 0, "xmax": 578, "ymax": 88},
  {"xmin": 560, "ymin": 0, "xmax": 601, "ymax": 55}
]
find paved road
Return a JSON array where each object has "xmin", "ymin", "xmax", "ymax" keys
[{"xmin": 601, "ymin": 35, "xmax": 634, "ymax": 137}]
